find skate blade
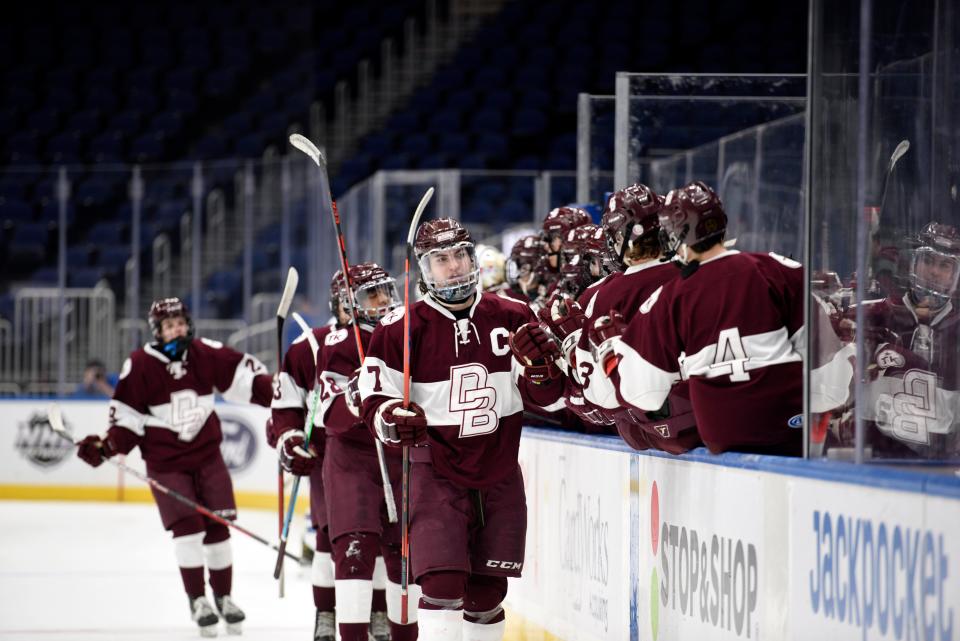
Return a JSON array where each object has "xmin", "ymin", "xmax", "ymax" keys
[
  {"xmin": 225, "ymin": 621, "xmax": 243, "ymax": 635},
  {"xmin": 199, "ymin": 623, "xmax": 218, "ymax": 638}
]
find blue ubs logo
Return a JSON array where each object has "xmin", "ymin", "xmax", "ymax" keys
[{"xmin": 219, "ymin": 414, "xmax": 257, "ymax": 472}]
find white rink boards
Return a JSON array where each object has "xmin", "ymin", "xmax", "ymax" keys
[{"xmin": 1, "ymin": 401, "xmax": 958, "ymax": 640}]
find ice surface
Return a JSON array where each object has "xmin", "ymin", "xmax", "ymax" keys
[{"xmin": 0, "ymin": 501, "xmax": 316, "ymax": 640}]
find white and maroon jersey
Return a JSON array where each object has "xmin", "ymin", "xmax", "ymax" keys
[
  {"xmin": 575, "ymin": 261, "xmax": 678, "ymax": 407},
  {"xmin": 317, "ymin": 324, "xmax": 394, "ymax": 453},
  {"xmin": 271, "ymin": 325, "xmax": 334, "ymax": 448},
  {"xmin": 573, "ymin": 261, "xmax": 700, "ymax": 453},
  {"xmin": 614, "ymin": 250, "xmax": 805, "ymax": 454},
  {"xmin": 359, "ymin": 290, "xmax": 565, "ymax": 489},
  {"xmin": 108, "ymin": 338, "xmax": 271, "ymax": 472},
  {"xmin": 855, "ymin": 297, "xmax": 960, "ymax": 456}
]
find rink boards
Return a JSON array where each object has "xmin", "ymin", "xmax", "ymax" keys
[
  {"xmin": 1, "ymin": 400, "xmax": 958, "ymax": 641},
  {"xmin": 510, "ymin": 428, "xmax": 960, "ymax": 641}
]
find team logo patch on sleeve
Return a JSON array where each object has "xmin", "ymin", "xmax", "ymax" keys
[
  {"xmin": 875, "ymin": 348, "xmax": 906, "ymax": 369},
  {"xmin": 381, "ymin": 307, "xmax": 405, "ymax": 326}
]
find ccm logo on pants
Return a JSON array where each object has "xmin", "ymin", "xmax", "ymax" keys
[{"xmin": 486, "ymin": 560, "xmax": 522, "ymax": 570}]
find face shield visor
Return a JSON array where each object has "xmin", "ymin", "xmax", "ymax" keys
[{"xmin": 419, "ymin": 242, "xmax": 480, "ymax": 304}]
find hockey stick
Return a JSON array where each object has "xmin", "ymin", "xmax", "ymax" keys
[
  {"xmin": 878, "ymin": 139, "xmax": 910, "ymax": 214},
  {"xmin": 273, "ymin": 311, "xmax": 323, "ymax": 580},
  {"xmin": 275, "ymin": 267, "xmax": 298, "ymax": 597},
  {"xmin": 46, "ymin": 404, "xmax": 301, "ymax": 563},
  {"xmin": 400, "ymin": 186, "xmax": 434, "ymax": 623},
  {"xmin": 289, "ymin": 133, "xmax": 399, "ymax": 525}
]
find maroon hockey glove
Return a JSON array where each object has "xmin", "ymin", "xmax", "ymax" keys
[
  {"xmin": 538, "ymin": 294, "xmax": 586, "ymax": 342},
  {"xmin": 76, "ymin": 434, "xmax": 117, "ymax": 468},
  {"xmin": 510, "ymin": 322, "xmax": 562, "ymax": 382},
  {"xmin": 588, "ymin": 311, "xmax": 627, "ymax": 376},
  {"xmin": 345, "ymin": 368, "xmax": 362, "ymax": 418},
  {"xmin": 376, "ymin": 401, "xmax": 428, "ymax": 447},
  {"xmin": 277, "ymin": 430, "xmax": 317, "ymax": 476},
  {"xmin": 264, "ymin": 418, "xmax": 283, "ymax": 449}
]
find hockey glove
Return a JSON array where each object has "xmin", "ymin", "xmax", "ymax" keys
[
  {"xmin": 76, "ymin": 434, "xmax": 118, "ymax": 468},
  {"xmin": 376, "ymin": 400, "xmax": 428, "ymax": 447},
  {"xmin": 510, "ymin": 322, "xmax": 562, "ymax": 382},
  {"xmin": 588, "ymin": 310, "xmax": 627, "ymax": 376},
  {"xmin": 538, "ymin": 293, "xmax": 586, "ymax": 368},
  {"xmin": 345, "ymin": 368, "xmax": 362, "ymax": 418},
  {"xmin": 277, "ymin": 429, "xmax": 317, "ymax": 476},
  {"xmin": 264, "ymin": 417, "xmax": 283, "ymax": 449}
]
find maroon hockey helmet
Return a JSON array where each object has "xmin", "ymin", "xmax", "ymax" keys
[
  {"xmin": 414, "ymin": 218, "xmax": 480, "ymax": 303},
  {"xmin": 909, "ymin": 221, "xmax": 960, "ymax": 307},
  {"xmin": 506, "ymin": 234, "xmax": 545, "ymax": 287},
  {"xmin": 338, "ymin": 261, "xmax": 399, "ymax": 324},
  {"xmin": 541, "ymin": 206, "xmax": 591, "ymax": 246},
  {"xmin": 559, "ymin": 224, "xmax": 608, "ymax": 297},
  {"xmin": 148, "ymin": 297, "xmax": 194, "ymax": 342},
  {"xmin": 601, "ymin": 183, "xmax": 664, "ymax": 269},
  {"xmin": 659, "ymin": 181, "xmax": 727, "ymax": 259}
]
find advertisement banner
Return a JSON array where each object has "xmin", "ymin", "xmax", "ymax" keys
[
  {"xmin": 790, "ymin": 478, "xmax": 959, "ymax": 641},
  {"xmin": 510, "ymin": 436, "xmax": 633, "ymax": 641},
  {"xmin": 0, "ymin": 399, "xmax": 276, "ymax": 496},
  {"xmin": 635, "ymin": 456, "xmax": 785, "ymax": 641}
]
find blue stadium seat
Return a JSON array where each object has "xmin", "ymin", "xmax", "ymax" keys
[
  {"xmin": 11, "ymin": 222, "xmax": 49, "ymax": 245},
  {"xmin": 69, "ymin": 267, "xmax": 109, "ymax": 288},
  {"xmin": 1, "ymin": 199, "xmax": 34, "ymax": 224},
  {"xmin": 86, "ymin": 221, "xmax": 125, "ymax": 245}
]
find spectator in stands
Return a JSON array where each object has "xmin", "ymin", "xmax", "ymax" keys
[{"xmin": 73, "ymin": 359, "xmax": 116, "ymax": 398}]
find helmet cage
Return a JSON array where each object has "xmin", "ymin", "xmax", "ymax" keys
[
  {"xmin": 418, "ymin": 242, "xmax": 480, "ymax": 303},
  {"xmin": 341, "ymin": 276, "xmax": 400, "ymax": 324},
  {"xmin": 910, "ymin": 247, "xmax": 960, "ymax": 306}
]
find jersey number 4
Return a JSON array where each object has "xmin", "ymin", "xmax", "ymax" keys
[
  {"xmin": 449, "ymin": 364, "xmax": 499, "ymax": 438},
  {"xmin": 709, "ymin": 327, "xmax": 751, "ymax": 382}
]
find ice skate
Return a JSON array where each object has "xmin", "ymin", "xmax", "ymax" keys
[
  {"xmin": 214, "ymin": 595, "xmax": 245, "ymax": 635},
  {"xmin": 313, "ymin": 609, "xmax": 336, "ymax": 641},
  {"xmin": 190, "ymin": 596, "xmax": 219, "ymax": 638},
  {"xmin": 369, "ymin": 610, "xmax": 390, "ymax": 641}
]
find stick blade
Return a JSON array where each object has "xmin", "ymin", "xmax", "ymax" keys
[
  {"xmin": 288, "ymin": 134, "xmax": 326, "ymax": 168},
  {"xmin": 406, "ymin": 187, "xmax": 435, "ymax": 246},
  {"xmin": 277, "ymin": 267, "xmax": 299, "ymax": 319},
  {"xmin": 47, "ymin": 404, "xmax": 70, "ymax": 440},
  {"xmin": 890, "ymin": 140, "xmax": 910, "ymax": 168}
]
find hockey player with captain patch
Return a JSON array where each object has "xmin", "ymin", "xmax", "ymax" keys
[
  {"xmin": 76, "ymin": 297, "xmax": 274, "ymax": 637},
  {"xmin": 359, "ymin": 217, "xmax": 566, "ymax": 641}
]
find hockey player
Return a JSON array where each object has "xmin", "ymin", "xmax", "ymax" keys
[
  {"xmin": 555, "ymin": 223, "xmax": 608, "ymax": 299},
  {"xmin": 501, "ymin": 235, "xmax": 545, "ymax": 303},
  {"xmin": 540, "ymin": 206, "xmax": 591, "ymax": 273},
  {"xmin": 359, "ymin": 218, "xmax": 565, "ymax": 641},
  {"xmin": 76, "ymin": 297, "xmax": 273, "ymax": 637},
  {"xmin": 291, "ymin": 262, "xmax": 416, "ymax": 641},
  {"xmin": 848, "ymin": 222, "xmax": 960, "ymax": 459},
  {"xmin": 270, "ymin": 271, "xmax": 360, "ymax": 641},
  {"xmin": 595, "ymin": 182, "xmax": 805, "ymax": 455},
  {"xmin": 475, "ymin": 244, "xmax": 507, "ymax": 292}
]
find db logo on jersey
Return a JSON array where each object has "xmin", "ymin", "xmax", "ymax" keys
[
  {"xmin": 449, "ymin": 363, "xmax": 499, "ymax": 438},
  {"xmin": 486, "ymin": 559, "xmax": 522, "ymax": 571}
]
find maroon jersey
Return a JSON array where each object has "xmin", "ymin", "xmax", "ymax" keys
[
  {"xmin": 271, "ymin": 325, "xmax": 334, "ymax": 449},
  {"xmin": 107, "ymin": 338, "xmax": 272, "ymax": 472},
  {"xmin": 574, "ymin": 261, "xmax": 701, "ymax": 453},
  {"xmin": 614, "ymin": 251, "xmax": 804, "ymax": 454},
  {"xmin": 360, "ymin": 291, "xmax": 565, "ymax": 489},
  {"xmin": 317, "ymin": 324, "xmax": 395, "ymax": 453}
]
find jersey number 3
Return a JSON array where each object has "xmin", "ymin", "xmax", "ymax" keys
[{"xmin": 449, "ymin": 364, "xmax": 499, "ymax": 438}]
